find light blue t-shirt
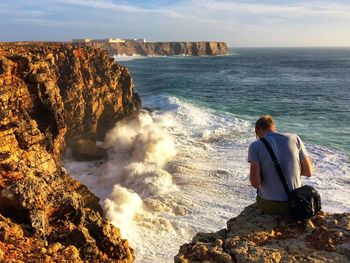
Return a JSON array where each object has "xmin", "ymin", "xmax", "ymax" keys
[{"xmin": 248, "ymin": 132, "xmax": 309, "ymax": 201}]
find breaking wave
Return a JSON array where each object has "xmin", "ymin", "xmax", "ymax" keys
[
  {"xmin": 113, "ymin": 54, "xmax": 144, "ymax": 62},
  {"xmin": 101, "ymin": 112, "xmax": 177, "ymax": 238},
  {"xmin": 65, "ymin": 94, "xmax": 350, "ymax": 263}
]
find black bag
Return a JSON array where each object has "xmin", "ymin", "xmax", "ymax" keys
[
  {"xmin": 260, "ymin": 138, "xmax": 321, "ymax": 220},
  {"xmin": 289, "ymin": 185, "xmax": 321, "ymax": 220}
]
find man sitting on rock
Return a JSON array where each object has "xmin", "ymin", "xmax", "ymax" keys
[{"xmin": 248, "ymin": 115, "xmax": 313, "ymax": 215}]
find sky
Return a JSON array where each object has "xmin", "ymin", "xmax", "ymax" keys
[{"xmin": 1, "ymin": 0, "xmax": 350, "ymax": 47}]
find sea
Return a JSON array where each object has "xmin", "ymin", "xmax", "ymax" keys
[{"xmin": 64, "ymin": 48, "xmax": 350, "ymax": 262}]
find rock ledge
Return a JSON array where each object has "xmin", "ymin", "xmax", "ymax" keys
[{"xmin": 175, "ymin": 204, "xmax": 350, "ymax": 263}]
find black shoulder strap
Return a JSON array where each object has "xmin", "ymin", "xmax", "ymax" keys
[{"xmin": 260, "ymin": 137, "xmax": 291, "ymax": 197}]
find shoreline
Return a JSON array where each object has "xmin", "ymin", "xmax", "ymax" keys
[
  {"xmin": 0, "ymin": 42, "xmax": 349, "ymax": 262},
  {"xmin": 0, "ymin": 42, "xmax": 138, "ymax": 261}
]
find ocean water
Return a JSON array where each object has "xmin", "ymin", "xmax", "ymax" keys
[{"xmin": 65, "ymin": 48, "xmax": 350, "ymax": 262}]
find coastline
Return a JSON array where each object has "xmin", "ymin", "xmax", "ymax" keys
[
  {"xmin": 119, "ymin": 52, "xmax": 350, "ymax": 261},
  {"xmin": 0, "ymin": 42, "xmax": 139, "ymax": 261},
  {"xmin": 77, "ymin": 40, "xmax": 229, "ymax": 57},
  {"xmin": 0, "ymin": 42, "xmax": 349, "ymax": 262}
]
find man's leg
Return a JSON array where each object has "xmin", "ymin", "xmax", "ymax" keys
[{"xmin": 257, "ymin": 195, "xmax": 289, "ymax": 216}]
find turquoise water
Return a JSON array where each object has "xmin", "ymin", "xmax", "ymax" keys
[
  {"xmin": 66, "ymin": 49, "xmax": 350, "ymax": 263},
  {"xmin": 121, "ymin": 48, "xmax": 350, "ymax": 154}
]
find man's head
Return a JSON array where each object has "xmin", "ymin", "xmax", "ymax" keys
[{"xmin": 255, "ymin": 114, "xmax": 276, "ymax": 139}]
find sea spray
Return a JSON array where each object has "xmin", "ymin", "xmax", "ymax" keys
[
  {"xmin": 113, "ymin": 54, "xmax": 143, "ymax": 62},
  {"xmin": 65, "ymin": 95, "xmax": 350, "ymax": 263},
  {"xmin": 101, "ymin": 111, "xmax": 177, "ymax": 239},
  {"xmin": 104, "ymin": 185, "xmax": 142, "ymax": 233},
  {"xmin": 104, "ymin": 112, "xmax": 176, "ymax": 167},
  {"xmin": 66, "ymin": 48, "xmax": 350, "ymax": 261}
]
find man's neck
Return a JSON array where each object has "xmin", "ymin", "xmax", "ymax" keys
[{"xmin": 261, "ymin": 129, "xmax": 276, "ymax": 138}]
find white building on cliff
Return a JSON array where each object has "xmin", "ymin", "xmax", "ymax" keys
[
  {"xmin": 72, "ymin": 38, "xmax": 126, "ymax": 44},
  {"xmin": 91, "ymin": 38, "xmax": 125, "ymax": 43}
]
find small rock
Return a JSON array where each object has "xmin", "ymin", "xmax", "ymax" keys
[
  {"xmin": 288, "ymin": 245, "xmax": 300, "ymax": 254},
  {"xmin": 48, "ymin": 242, "xmax": 62, "ymax": 253},
  {"xmin": 34, "ymin": 73, "xmax": 47, "ymax": 83},
  {"xmin": 306, "ymin": 220, "xmax": 315, "ymax": 229},
  {"xmin": 215, "ymin": 239, "xmax": 223, "ymax": 247},
  {"xmin": 63, "ymin": 245, "xmax": 80, "ymax": 260},
  {"xmin": 215, "ymin": 253, "xmax": 232, "ymax": 263},
  {"xmin": 0, "ymin": 247, "xmax": 4, "ymax": 259},
  {"xmin": 335, "ymin": 231, "xmax": 343, "ymax": 238}
]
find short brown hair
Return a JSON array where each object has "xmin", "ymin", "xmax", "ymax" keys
[{"xmin": 255, "ymin": 114, "xmax": 276, "ymax": 131}]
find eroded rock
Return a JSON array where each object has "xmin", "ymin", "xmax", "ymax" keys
[
  {"xmin": 0, "ymin": 42, "xmax": 138, "ymax": 262},
  {"xmin": 71, "ymin": 138, "xmax": 107, "ymax": 161},
  {"xmin": 78, "ymin": 41, "xmax": 229, "ymax": 57},
  {"xmin": 175, "ymin": 204, "xmax": 350, "ymax": 263}
]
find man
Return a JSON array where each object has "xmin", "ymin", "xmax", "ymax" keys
[{"xmin": 248, "ymin": 115, "xmax": 313, "ymax": 215}]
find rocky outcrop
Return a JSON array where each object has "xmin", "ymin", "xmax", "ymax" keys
[
  {"xmin": 0, "ymin": 42, "xmax": 140, "ymax": 261},
  {"xmin": 78, "ymin": 41, "xmax": 229, "ymax": 56},
  {"xmin": 175, "ymin": 204, "xmax": 350, "ymax": 263}
]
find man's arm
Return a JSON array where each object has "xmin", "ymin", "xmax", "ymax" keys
[
  {"xmin": 297, "ymin": 135, "xmax": 313, "ymax": 177},
  {"xmin": 249, "ymin": 161, "xmax": 261, "ymax": 188},
  {"xmin": 301, "ymin": 156, "xmax": 313, "ymax": 177}
]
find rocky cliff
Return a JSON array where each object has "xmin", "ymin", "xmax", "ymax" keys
[
  {"xmin": 175, "ymin": 204, "xmax": 350, "ymax": 262},
  {"xmin": 0, "ymin": 42, "xmax": 140, "ymax": 261},
  {"xmin": 78, "ymin": 41, "xmax": 229, "ymax": 56}
]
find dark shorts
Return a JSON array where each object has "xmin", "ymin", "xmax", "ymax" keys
[{"xmin": 256, "ymin": 195, "xmax": 289, "ymax": 216}]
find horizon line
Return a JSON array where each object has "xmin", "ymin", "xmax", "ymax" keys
[{"xmin": 1, "ymin": 40, "xmax": 350, "ymax": 49}]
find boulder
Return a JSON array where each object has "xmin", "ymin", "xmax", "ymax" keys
[{"xmin": 71, "ymin": 139, "xmax": 107, "ymax": 161}]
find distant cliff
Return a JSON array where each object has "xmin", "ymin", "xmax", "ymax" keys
[
  {"xmin": 78, "ymin": 41, "xmax": 229, "ymax": 56},
  {"xmin": 0, "ymin": 42, "xmax": 139, "ymax": 262}
]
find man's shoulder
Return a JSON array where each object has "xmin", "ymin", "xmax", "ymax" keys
[
  {"xmin": 249, "ymin": 139, "xmax": 262, "ymax": 150},
  {"xmin": 281, "ymin": 132, "xmax": 303, "ymax": 143},
  {"xmin": 271, "ymin": 132, "xmax": 305, "ymax": 150},
  {"xmin": 282, "ymin": 132, "xmax": 298, "ymax": 137},
  {"xmin": 248, "ymin": 139, "xmax": 263, "ymax": 162},
  {"xmin": 271, "ymin": 132, "xmax": 299, "ymax": 141}
]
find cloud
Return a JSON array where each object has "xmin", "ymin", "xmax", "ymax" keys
[
  {"xmin": 56, "ymin": 0, "xmax": 143, "ymax": 12},
  {"xmin": 188, "ymin": 0, "xmax": 350, "ymax": 17},
  {"xmin": 1, "ymin": 0, "xmax": 350, "ymax": 46}
]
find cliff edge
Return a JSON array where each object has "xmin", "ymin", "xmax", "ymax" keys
[
  {"xmin": 175, "ymin": 204, "xmax": 350, "ymax": 262},
  {"xmin": 78, "ymin": 41, "xmax": 229, "ymax": 56},
  {"xmin": 0, "ymin": 42, "xmax": 140, "ymax": 261}
]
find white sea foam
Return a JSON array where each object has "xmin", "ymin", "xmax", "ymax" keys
[
  {"xmin": 113, "ymin": 54, "xmax": 167, "ymax": 62},
  {"xmin": 104, "ymin": 185, "xmax": 143, "ymax": 232},
  {"xmin": 65, "ymin": 94, "xmax": 350, "ymax": 263},
  {"xmin": 113, "ymin": 54, "xmax": 144, "ymax": 62}
]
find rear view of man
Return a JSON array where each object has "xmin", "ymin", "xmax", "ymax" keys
[{"xmin": 248, "ymin": 115, "xmax": 313, "ymax": 215}]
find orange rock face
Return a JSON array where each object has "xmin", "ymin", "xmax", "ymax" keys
[
  {"xmin": 0, "ymin": 42, "xmax": 139, "ymax": 262},
  {"xmin": 175, "ymin": 204, "xmax": 350, "ymax": 263}
]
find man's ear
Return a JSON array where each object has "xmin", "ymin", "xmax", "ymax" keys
[{"xmin": 256, "ymin": 128, "xmax": 261, "ymax": 138}]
